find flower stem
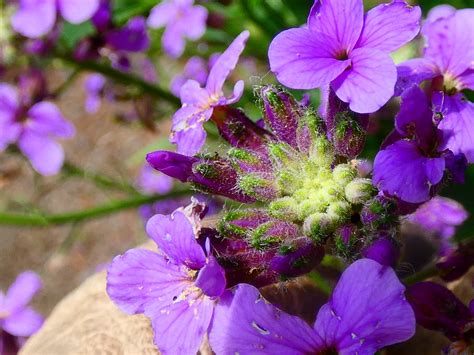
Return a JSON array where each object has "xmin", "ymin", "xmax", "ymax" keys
[
  {"xmin": 52, "ymin": 53, "xmax": 181, "ymax": 106},
  {"xmin": 403, "ymin": 264, "xmax": 438, "ymax": 285},
  {"xmin": 0, "ymin": 190, "xmax": 190, "ymax": 227},
  {"xmin": 308, "ymin": 270, "xmax": 333, "ymax": 296}
]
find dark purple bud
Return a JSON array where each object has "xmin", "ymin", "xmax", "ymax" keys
[
  {"xmin": 334, "ymin": 224, "xmax": 359, "ymax": 259},
  {"xmin": 270, "ymin": 239, "xmax": 324, "ymax": 278},
  {"xmin": 92, "ymin": 0, "xmax": 112, "ymax": 32},
  {"xmin": 249, "ymin": 220, "xmax": 300, "ymax": 251},
  {"xmin": 106, "ymin": 17, "xmax": 150, "ymax": 52},
  {"xmin": 361, "ymin": 195, "xmax": 397, "ymax": 228},
  {"xmin": 146, "ymin": 150, "xmax": 197, "ymax": 182},
  {"xmin": 211, "ymin": 106, "xmax": 272, "ymax": 149},
  {"xmin": 73, "ymin": 38, "xmax": 101, "ymax": 62},
  {"xmin": 406, "ymin": 282, "xmax": 472, "ymax": 341},
  {"xmin": 260, "ymin": 86, "xmax": 302, "ymax": 148},
  {"xmin": 437, "ymin": 244, "xmax": 474, "ymax": 282},
  {"xmin": 362, "ymin": 236, "xmax": 400, "ymax": 267},
  {"xmin": 444, "ymin": 152, "xmax": 467, "ymax": 184},
  {"xmin": 333, "ymin": 112, "xmax": 366, "ymax": 159}
]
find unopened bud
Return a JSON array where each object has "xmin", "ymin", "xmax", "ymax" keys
[
  {"xmin": 345, "ymin": 178, "xmax": 375, "ymax": 204},
  {"xmin": 333, "ymin": 112, "xmax": 366, "ymax": 159}
]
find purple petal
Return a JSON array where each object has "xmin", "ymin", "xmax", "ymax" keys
[
  {"xmin": 423, "ymin": 9, "xmax": 474, "ymax": 78},
  {"xmin": 180, "ymin": 5, "xmax": 208, "ymax": 40},
  {"xmin": 27, "ymin": 101, "xmax": 75, "ymax": 138},
  {"xmin": 162, "ymin": 24, "xmax": 186, "ymax": 58},
  {"xmin": 395, "ymin": 58, "xmax": 437, "ymax": 96},
  {"xmin": 147, "ymin": 2, "xmax": 177, "ymax": 28},
  {"xmin": 457, "ymin": 68, "xmax": 474, "ymax": 91},
  {"xmin": 11, "ymin": 0, "xmax": 56, "ymax": 38},
  {"xmin": 146, "ymin": 211, "xmax": 206, "ymax": 270},
  {"xmin": 0, "ymin": 84, "xmax": 19, "ymax": 121},
  {"xmin": 426, "ymin": 4, "xmax": 456, "ymax": 23},
  {"xmin": 84, "ymin": 74, "xmax": 106, "ymax": 113},
  {"xmin": 331, "ymin": 47, "xmax": 396, "ymax": 113},
  {"xmin": 179, "ymin": 80, "xmax": 210, "ymax": 105},
  {"xmin": 269, "ymin": 28, "xmax": 350, "ymax": 90},
  {"xmin": 307, "ymin": 0, "xmax": 363, "ymax": 52},
  {"xmin": 106, "ymin": 248, "xmax": 191, "ymax": 314},
  {"xmin": 136, "ymin": 165, "xmax": 174, "ymax": 195},
  {"xmin": 209, "ymin": 284, "xmax": 322, "ymax": 354},
  {"xmin": 195, "ymin": 256, "xmax": 226, "ymax": 298},
  {"xmin": 362, "ymin": 237, "xmax": 400, "ymax": 267},
  {"xmin": 206, "ymin": 31, "xmax": 249, "ymax": 95},
  {"xmin": 356, "ymin": 1, "xmax": 421, "ymax": 52},
  {"xmin": 4, "ymin": 271, "xmax": 41, "ymax": 315},
  {"xmin": 171, "ymin": 105, "xmax": 211, "ymax": 156},
  {"xmin": 146, "ymin": 150, "xmax": 197, "ymax": 182},
  {"xmin": 106, "ymin": 16, "xmax": 150, "ymax": 52},
  {"xmin": 436, "ymin": 93, "xmax": 474, "ymax": 163},
  {"xmin": 223, "ymin": 80, "xmax": 244, "ymax": 105},
  {"xmin": 314, "ymin": 259, "xmax": 415, "ymax": 353},
  {"xmin": 146, "ymin": 292, "xmax": 213, "ymax": 355},
  {"xmin": 58, "ymin": 0, "xmax": 99, "ymax": 24},
  {"xmin": 373, "ymin": 140, "xmax": 445, "ymax": 203},
  {"xmin": 18, "ymin": 130, "xmax": 65, "ymax": 176},
  {"xmin": 2, "ymin": 307, "xmax": 43, "ymax": 337}
]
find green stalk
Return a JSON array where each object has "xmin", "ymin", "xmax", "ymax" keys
[
  {"xmin": 403, "ymin": 264, "xmax": 438, "ymax": 285},
  {"xmin": 0, "ymin": 190, "xmax": 190, "ymax": 227}
]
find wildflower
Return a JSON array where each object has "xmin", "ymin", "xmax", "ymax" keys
[
  {"xmin": 84, "ymin": 74, "xmax": 106, "ymax": 114},
  {"xmin": 107, "ymin": 202, "xmax": 226, "ymax": 354},
  {"xmin": 105, "ymin": 17, "xmax": 150, "ymax": 53},
  {"xmin": 210, "ymin": 259, "xmax": 415, "ymax": 354},
  {"xmin": 0, "ymin": 272, "xmax": 43, "ymax": 353},
  {"xmin": 147, "ymin": 0, "xmax": 208, "ymax": 58},
  {"xmin": 170, "ymin": 31, "xmax": 249, "ymax": 155},
  {"xmin": 396, "ymin": 6, "xmax": 474, "ymax": 162},
  {"xmin": 12, "ymin": 0, "xmax": 100, "ymax": 38},
  {"xmin": 0, "ymin": 74, "xmax": 75, "ymax": 176},
  {"xmin": 268, "ymin": 0, "xmax": 421, "ymax": 113},
  {"xmin": 373, "ymin": 85, "xmax": 461, "ymax": 203},
  {"xmin": 136, "ymin": 164, "xmax": 174, "ymax": 196}
]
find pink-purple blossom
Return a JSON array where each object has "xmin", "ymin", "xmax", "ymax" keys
[
  {"xmin": 12, "ymin": 0, "xmax": 100, "ymax": 38},
  {"xmin": 268, "ymin": 0, "xmax": 421, "ymax": 113},
  {"xmin": 170, "ymin": 31, "xmax": 249, "ymax": 155},
  {"xmin": 210, "ymin": 259, "xmax": 415, "ymax": 354},
  {"xmin": 147, "ymin": 0, "xmax": 208, "ymax": 58}
]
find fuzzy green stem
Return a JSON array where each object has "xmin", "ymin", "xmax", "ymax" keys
[
  {"xmin": 0, "ymin": 190, "xmax": 190, "ymax": 227},
  {"xmin": 403, "ymin": 264, "xmax": 438, "ymax": 285}
]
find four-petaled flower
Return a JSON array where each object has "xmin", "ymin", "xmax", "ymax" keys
[
  {"xmin": 107, "ymin": 203, "xmax": 226, "ymax": 354},
  {"xmin": 269, "ymin": 0, "xmax": 421, "ymax": 113}
]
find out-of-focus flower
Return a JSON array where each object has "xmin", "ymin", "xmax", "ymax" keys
[
  {"xmin": 373, "ymin": 85, "xmax": 462, "ymax": 204},
  {"xmin": 105, "ymin": 17, "xmax": 150, "ymax": 53},
  {"xmin": 268, "ymin": 0, "xmax": 421, "ymax": 113},
  {"xmin": 0, "ymin": 76, "xmax": 75, "ymax": 175},
  {"xmin": 396, "ymin": 6, "xmax": 474, "ymax": 162},
  {"xmin": 107, "ymin": 202, "xmax": 226, "ymax": 354},
  {"xmin": 170, "ymin": 31, "xmax": 249, "ymax": 155},
  {"xmin": 147, "ymin": 0, "xmax": 208, "ymax": 58},
  {"xmin": 84, "ymin": 74, "xmax": 106, "ymax": 114},
  {"xmin": 0, "ymin": 272, "xmax": 43, "ymax": 353},
  {"xmin": 12, "ymin": 0, "xmax": 100, "ymax": 38},
  {"xmin": 136, "ymin": 164, "xmax": 174, "ymax": 195},
  {"xmin": 170, "ymin": 56, "xmax": 209, "ymax": 97},
  {"xmin": 408, "ymin": 196, "xmax": 468, "ymax": 255},
  {"xmin": 210, "ymin": 259, "xmax": 415, "ymax": 354}
]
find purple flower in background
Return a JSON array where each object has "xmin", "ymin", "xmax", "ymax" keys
[
  {"xmin": 170, "ymin": 31, "xmax": 249, "ymax": 155},
  {"xmin": 136, "ymin": 164, "xmax": 174, "ymax": 195},
  {"xmin": 0, "ymin": 82, "xmax": 75, "ymax": 175},
  {"xmin": 0, "ymin": 272, "xmax": 43, "ymax": 353},
  {"xmin": 147, "ymin": 0, "xmax": 208, "ymax": 58},
  {"xmin": 408, "ymin": 196, "xmax": 468, "ymax": 255},
  {"xmin": 84, "ymin": 74, "xmax": 106, "ymax": 114},
  {"xmin": 396, "ymin": 6, "xmax": 474, "ymax": 162},
  {"xmin": 107, "ymin": 203, "xmax": 226, "ymax": 354},
  {"xmin": 268, "ymin": 0, "xmax": 421, "ymax": 113},
  {"xmin": 170, "ymin": 56, "xmax": 209, "ymax": 97},
  {"xmin": 210, "ymin": 258, "xmax": 415, "ymax": 354},
  {"xmin": 12, "ymin": 0, "xmax": 100, "ymax": 38},
  {"xmin": 106, "ymin": 16, "xmax": 150, "ymax": 53},
  {"xmin": 373, "ymin": 85, "xmax": 455, "ymax": 204}
]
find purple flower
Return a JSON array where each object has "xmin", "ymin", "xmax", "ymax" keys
[
  {"xmin": 105, "ymin": 16, "xmax": 150, "ymax": 53},
  {"xmin": 12, "ymin": 0, "xmax": 100, "ymax": 38},
  {"xmin": 147, "ymin": 0, "xmax": 208, "ymax": 58},
  {"xmin": 268, "ymin": 0, "xmax": 421, "ymax": 113},
  {"xmin": 170, "ymin": 56, "xmax": 209, "ymax": 97},
  {"xmin": 170, "ymin": 31, "xmax": 249, "ymax": 155},
  {"xmin": 210, "ymin": 258, "xmax": 415, "ymax": 354},
  {"xmin": 0, "ymin": 272, "xmax": 43, "ymax": 353},
  {"xmin": 373, "ymin": 85, "xmax": 452, "ymax": 203},
  {"xmin": 84, "ymin": 74, "xmax": 106, "ymax": 114},
  {"xmin": 396, "ymin": 7, "xmax": 474, "ymax": 162},
  {"xmin": 136, "ymin": 164, "xmax": 174, "ymax": 195},
  {"xmin": 107, "ymin": 203, "xmax": 226, "ymax": 354},
  {"xmin": 0, "ymin": 83, "xmax": 75, "ymax": 175},
  {"xmin": 408, "ymin": 196, "xmax": 468, "ymax": 255}
]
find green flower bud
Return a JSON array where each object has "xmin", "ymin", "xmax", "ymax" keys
[{"xmin": 345, "ymin": 178, "xmax": 376, "ymax": 204}]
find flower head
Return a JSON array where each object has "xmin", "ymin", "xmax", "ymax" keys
[
  {"xmin": 268, "ymin": 0, "xmax": 421, "ymax": 113},
  {"xmin": 147, "ymin": 0, "xmax": 208, "ymax": 58},
  {"xmin": 210, "ymin": 259, "xmax": 415, "ymax": 354},
  {"xmin": 0, "ymin": 77, "xmax": 75, "ymax": 176},
  {"xmin": 12, "ymin": 0, "xmax": 100, "ymax": 38},
  {"xmin": 170, "ymin": 31, "xmax": 249, "ymax": 155},
  {"xmin": 84, "ymin": 74, "xmax": 106, "ymax": 114},
  {"xmin": 107, "ymin": 201, "xmax": 226, "ymax": 354},
  {"xmin": 0, "ymin": 272, "xmax": 43, "ymax": 353}
]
